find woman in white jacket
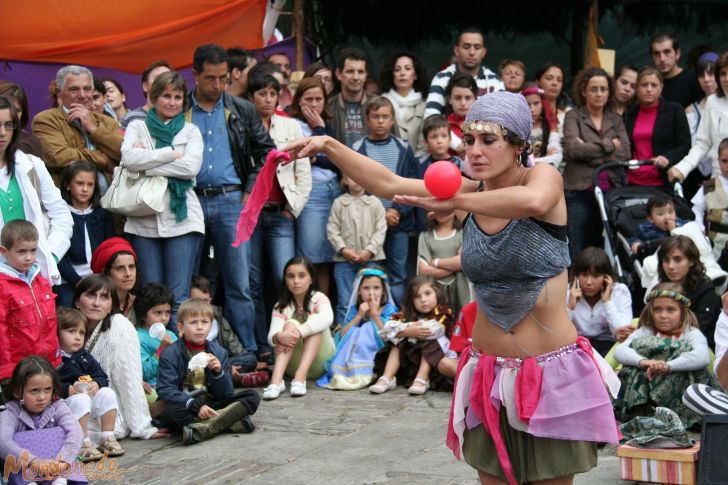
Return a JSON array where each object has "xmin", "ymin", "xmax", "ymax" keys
[
  {"xmin": 121, "ymin": 72, "xmax": 203, "ymax": 321},
  {"xmin": 0, "ymin": 95, "xmax": 73, "ymax": 285},
  {"xmin": 669, "ymin": 52, "xmax": 728, "ymax": 182}
]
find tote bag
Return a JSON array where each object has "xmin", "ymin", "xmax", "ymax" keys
[{"xmin": 100, "ymin": 124, "xmax": 167, "ymax": 216}]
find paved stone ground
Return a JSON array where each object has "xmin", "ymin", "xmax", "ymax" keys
[{"xmin": 91, "ymin": 385, "xmax": 633, "ymax": 484}]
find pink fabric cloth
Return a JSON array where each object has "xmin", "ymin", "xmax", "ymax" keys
[
  {"xmin": 232, "ymin": 149, "xmax": 291, "ymax": 247},
  {"xmin": 515, "ymin": 357, "xmax": 542, "ymax": 423},
  {"xmin": 446, "ymin": 346, "xmax": 473, "ymax": 459}
]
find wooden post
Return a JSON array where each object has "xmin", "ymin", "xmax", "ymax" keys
[{"xmin": 293, "ymin": 0, "xmax": 305, "ymax": 71}]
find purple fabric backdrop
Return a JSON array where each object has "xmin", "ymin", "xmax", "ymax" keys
[{"xmin": 1, "ymin": 37, "xmax": 315, "ymax": 126}]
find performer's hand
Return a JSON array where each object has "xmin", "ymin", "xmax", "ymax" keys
[
  {"xmin": 283, "ymin": 136, "xmax": 329, "ymax": 160},
  {"xmin": 392, "ymin": 195, "xmax": 455, "ymax": 219}
]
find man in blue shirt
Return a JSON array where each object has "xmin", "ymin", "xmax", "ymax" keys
[{"xmin": 188, "ymin": 44, "xmax": 276, "ymax": 358}]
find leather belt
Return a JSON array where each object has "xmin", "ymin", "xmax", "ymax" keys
[{"xmin": 194, "ymin": 184, "xmax": 242, "ymax": 197}]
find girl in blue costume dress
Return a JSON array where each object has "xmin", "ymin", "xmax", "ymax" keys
[{"xmin": 317, "ymin": 268, "xmax": 397, "ymax": 390}]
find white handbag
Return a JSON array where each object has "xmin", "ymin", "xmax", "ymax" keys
[{"xmin": 100, "ymin": 124, "xmax": 168, "ymax": 216}]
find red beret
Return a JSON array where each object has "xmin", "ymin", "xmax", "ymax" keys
[{"xmin": 91, "ymin": 237, "xmax": 137, "ymax": 274}]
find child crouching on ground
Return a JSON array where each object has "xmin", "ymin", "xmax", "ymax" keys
[
  {"xmin": 156, "ymin": 299, "xmax": 260, "ymax": 445},
  {"xmin": 56, "ymin": 308, "xmax": 124, "ymax": 462},
  {"xmin": 371, "ymin": 276, "xmax": 455, "ymax": 394},
  {"xmin": 437, "ymin": 300, "xmax": 477, "ymax": 379}
]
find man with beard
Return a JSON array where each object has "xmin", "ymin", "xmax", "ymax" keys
[{"xmin": 650, "ymin": 32, "xmax": 703, "ymax": 108}]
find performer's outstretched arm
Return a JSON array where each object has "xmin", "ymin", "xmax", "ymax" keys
[{"xmin": 285, "ymin": 136, "xmax": 477, "ymax": 200}]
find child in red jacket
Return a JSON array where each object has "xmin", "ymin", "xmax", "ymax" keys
[
  {"xmin": 0, "ymin": 220, "xmax": 61, "ymax": 384},
  {"xmin": 436, "ymin": 300, "xmax": 476, "ymax": 379}
]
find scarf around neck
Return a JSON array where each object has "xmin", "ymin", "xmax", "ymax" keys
[
  {"xmin": 385, "ymin": 89, "xmax": 422, "ymax": 124},
  {"xmin": 145, "ymin": 108, "xmax": 192, "ymax": 222}
]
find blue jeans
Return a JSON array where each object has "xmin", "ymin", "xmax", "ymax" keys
[
  {"xmin": 333, "ymin": 261, "xmax": 378, "ymax": 324},
  {"xmin": 384, "ymin": 228, "xmax": 409, "ymax": 305},
  {"xmin": 195, "ymin": 190, "xmax": 257, "ymax": 352},
  {"xmin": 565, "ymin": 190, "xmax": 603, "ymax": 263},
  {"xmin": 130, "ymin": 232, "xmax": 202, "ymax": 330},
  {"xmin": 250, "ymin": 207, "xmax": 296, "ymax": 355},
  {"xmin": 296, "ymin": 177, "xmax": 340, "ymax": 263}
]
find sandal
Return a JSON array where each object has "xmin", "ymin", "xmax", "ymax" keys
[
  {"xmin": 98, "ymin": 436, "xmax": 125, "ymax": 457},
  {"xmin": 369, "ymin": 376, "xmax": 396, "ymax": 394},
  {"xmin": 79, "ymin": 440, "xmax": 103, "ymax": 462},
  {"xmin": 408, "ymin": 378, "xmax": 430, "ymax": 395}
]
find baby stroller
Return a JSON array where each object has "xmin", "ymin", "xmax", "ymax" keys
[{"xmin": 592, "ymin": 160, "xmax": 694, "ymax": 311}]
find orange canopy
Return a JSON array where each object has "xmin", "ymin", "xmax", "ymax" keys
[{"xmin": 1, "ymin": 0, "xmax": 267, "ymax": 73}]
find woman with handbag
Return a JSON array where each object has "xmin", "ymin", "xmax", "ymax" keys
[
  {"xmin": 120, "ymin": 71, "xmax": 204, "ymax": 321},
  {"xmin": 0, "ymin": 95, "xmax": 73, "ymax": 286}
]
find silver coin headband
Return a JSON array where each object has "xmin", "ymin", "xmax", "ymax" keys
[{"xmin": 461, "ymin": 121, "xmax": 509, "ymax": 137}]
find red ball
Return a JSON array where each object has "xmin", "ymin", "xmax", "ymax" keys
[{"xmin": 424, "ymin": 160, "xmax": 462, "ymax": 199}]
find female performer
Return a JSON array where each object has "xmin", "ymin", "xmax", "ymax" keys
[{"xmin": 285, "ymin": 91, "xmax": 619, "ymax": 485}]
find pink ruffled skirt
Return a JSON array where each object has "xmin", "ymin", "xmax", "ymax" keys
[{"xmin": 447, "ymin": 337, "xmax": 621, "ymax": 485}]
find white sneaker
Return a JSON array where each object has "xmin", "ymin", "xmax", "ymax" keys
[
  {"xmin": 263, "ymin": 381, "xmax": 285, "ymax": 400},
  {"xmin": 290, "ymin": 380, "xmax": 307, "ymax": 397}
]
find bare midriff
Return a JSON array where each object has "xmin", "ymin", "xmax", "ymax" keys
[{"xmin": 471, "ymin": 271, "xmax": 578, "ymax": 357}]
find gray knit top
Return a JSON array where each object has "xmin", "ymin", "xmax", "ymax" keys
[{"xmin": 461, "ymin": 213, "xmax": 570, "ymax": 331}]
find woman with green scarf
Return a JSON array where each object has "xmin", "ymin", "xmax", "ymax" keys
[{"xmin": 120, "ymin": 71, "xmax": 204, "ymax": 325}]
